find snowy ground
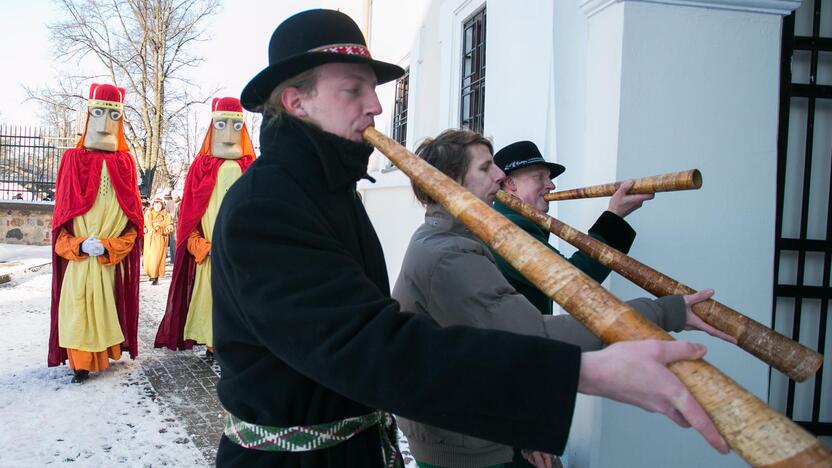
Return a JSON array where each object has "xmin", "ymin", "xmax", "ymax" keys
[
  {"xmin": 0, "ymin": 246, "xmax": 417, "ymax": 467},
  {"xmin": 0, "ymin": 262, "xmax": 208, "ymax": 467}
]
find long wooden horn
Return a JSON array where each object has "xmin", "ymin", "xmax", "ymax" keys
[
  {"xmin": 497, "ymin": 190, "xmax": 823, "ymax": 382},
  {"xmin": 363, "ymin": 127, "xmax": 831, "ymax": 467},
  {"xmin": 543, "ymin": 169, "xmax": 702, "ymax": 201}
]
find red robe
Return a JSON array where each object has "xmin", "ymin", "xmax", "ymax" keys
[
  {"xmin": 154, "ymin": 155, "xmax": 254, "ymax": 350},
  {"xmin": 48, "ymin": 148, "xmax": 144, "ymax": 367}
]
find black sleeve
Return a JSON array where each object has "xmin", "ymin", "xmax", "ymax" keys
[
  {"xmin": 587, "ymin": 211, "xmax": 636, "ymax": 253},
  {"xmin": 219, "ymin": 197, "xmax": 583, "ymax": 455}
]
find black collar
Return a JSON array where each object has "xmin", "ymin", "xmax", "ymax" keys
[{"xmin": 259, "ymin": 116, "xmax": 376, "ymax": 191}]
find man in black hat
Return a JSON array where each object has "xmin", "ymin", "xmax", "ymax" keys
[
  {"xmin": 210, "ymin": 9, "xmax": 728, "ymax": 468},
  {"xmin": 493, "ymin": 140, "xmax": 650, "ymax": 315}
]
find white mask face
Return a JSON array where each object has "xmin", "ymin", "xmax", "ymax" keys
[
  {"xmin": 153, "ymin": 203, "xmax": 162, "ymax": 211},
  {"xmin": 211, "ymin": 118, "xmax": 244, "ymax": 159},
  {"xmin": 83, "ymin": 106, "xmax": 122, "ymax": 151}
]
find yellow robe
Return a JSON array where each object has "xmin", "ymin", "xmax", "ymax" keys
[
  {"xmin": 183, "ymin": 160, "xmax": 242, "ymax": 346},
  {"xmin": 58, "ymin": 163, "xmax": 127, "ymax": 352},
  {"xmin": 143, "ymin": 209, "xmax": 173, "ymax": 278}
]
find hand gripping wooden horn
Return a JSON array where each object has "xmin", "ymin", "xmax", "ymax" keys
[
  {"xmin": 363, "ymin": 127, "xmax": 831, "ymax": 467},
  {"xmin": 497, "ymin": 190, "xmax": 823, "ymax": 383},
  {"xmin": 543, "ymin": 169, "xmax": 702, "ymax": 201}
]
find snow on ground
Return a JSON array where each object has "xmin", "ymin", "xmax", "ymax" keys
[
  {"xmin": 0, "ymin": 265, "xmax": 207, "ymax": 467},
  {"xmin": 0, "ymin": 244, "xmax": 418, "ymax": 467}
]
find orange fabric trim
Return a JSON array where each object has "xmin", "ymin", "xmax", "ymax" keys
[
  {"xmin": 98, "ymin": 227, "xmax": 137, "ymax": 266},
  {"xmin": 67, "ymin": 344, "xmax": 121, "ymax": 372},
  {"xmin": 55, "ymin": 228, "xmax": 88, "ymax": 261},
  {"xmin": 187, "ymin": 229, "xmax": 211, "ymax": 264}
]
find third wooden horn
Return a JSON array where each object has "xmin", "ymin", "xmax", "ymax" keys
[
  {"xmin": 543, "ymin": 169, "xmax": 702, "ymax": 201},
  {"xmin": 497, "ymin": 190, "xmax": 823, "ymax": 383},
  {"xmin": 364, "ymin": 127, "xmax": 831, "ymax": 467}
]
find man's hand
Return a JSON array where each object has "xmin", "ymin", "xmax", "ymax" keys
[
  {"xmin": 521, "ymin": 449, "xmax": 555, "ymax": 468},
  {"xmin": 578, "ymin": 340, "xmax": 730, "ymax": 454},
  {"xmin": 80, "ymin": 236, "xmax": 105, "ymax": 257},
  {"xmin": 683, "ymin": 289, "xmax": 737, "ymax": 344},
  {"xmin": 608, "ymin": 180, "xmax": 653, "ymax": 218}
]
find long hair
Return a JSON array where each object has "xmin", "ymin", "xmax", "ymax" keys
[{"xmin": 412, "ymin": 129, "xmax": 493, "ymax": 205}]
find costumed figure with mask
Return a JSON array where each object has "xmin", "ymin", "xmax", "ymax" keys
[
  {"xmin": 154, "ymin": 97, "xmax": 255, "ymax": 355},
  {"xmin": 143, "ymin": 197, "xmax": 174, "ymax": 284},
  {"xmin": 48, "ymin": 83, "xmax": 144, "ymax": 383}
]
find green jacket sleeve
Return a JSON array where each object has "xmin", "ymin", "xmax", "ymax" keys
[{"xmin": 494, "ymin": 210, "xmax": 637, "ymax": 314}]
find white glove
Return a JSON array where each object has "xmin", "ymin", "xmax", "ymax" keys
[{"xmin": 81, "ymin": 236, "xmax": 105, "ymax": 257}]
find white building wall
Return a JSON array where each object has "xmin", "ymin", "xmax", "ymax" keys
[
  {"xmin": 358, "ymin": 1, "xmax": 435, "ymax": 283},
  {"xmin": 582, "ymin": 3, "xmax": 784, "ymax": 467},
  {"xmin": 360, "ymin": 1, "xmax": 805, "ymax": 466}
]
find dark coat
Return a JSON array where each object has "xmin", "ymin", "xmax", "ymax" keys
[
  {"xmin": 492, "ymin": 200, "xmax": 636, "ymax": 315},
  {"xmin": 211, "ymin": 117, "xmax": 583, "ymax": 467}
]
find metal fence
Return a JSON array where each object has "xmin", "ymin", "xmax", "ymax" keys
[
  {"xmin": 0, "ymin": 125, "xmax": 73, "ymax": 202},
  {"xmin": 770, "ymin": 2, "xmax": 831, "ymax": 440}
]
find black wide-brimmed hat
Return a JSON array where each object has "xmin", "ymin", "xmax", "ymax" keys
[
  {"xmin": 240, "ymin": 9, "xmax": 405, "ymax": 111},
  {"xmin": 494, "ymin": 141, "xmax": 565, "ymax": 179}
]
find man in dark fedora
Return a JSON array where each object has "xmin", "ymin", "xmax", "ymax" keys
[
  {"xmin": 493, "ymin": 140, "xmax": 651, "ymax": 315},
  {"xmin": 210, "ymin": 9, "xmax": 729, "ymax": 468}
]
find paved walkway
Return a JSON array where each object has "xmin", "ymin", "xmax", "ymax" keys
[
  {"xmin": 137, "ymin": 263, "xmax": 224, "ymax": 464},
  {"xmin": 136, "ymin": 263, "xmax": 416, "ymax": 466}
]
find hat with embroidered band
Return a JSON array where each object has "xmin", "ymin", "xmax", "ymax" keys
[
  {"xmin": 240, "ymin": 9, "xmax": 405, "ymax": 112},
  {"xmin": 493, "ymin": 141, "xmax": 566, "ymax": 180}
]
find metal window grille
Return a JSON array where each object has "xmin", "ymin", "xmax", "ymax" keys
[
  {"xmin": 770, "ymin": 2, "xmax": 831, "ymax": 439},
  {"xmin": 391, "ymin": 68, "xmax": 409, "ymax": 147},
  {"xmin": 460, "ymin": 7, "xmax": 486, "ymax": 134},
  {"xmin": 0, "ymin": 125, "xmax": 71, "ymax": 202}
]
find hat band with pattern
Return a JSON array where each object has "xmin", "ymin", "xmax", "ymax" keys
[
  {"xmin": 88, "ymin": 99, "xmax": 124, "ymax": 111},
  {"xmin": 213, "ymin": 111, "xmax": 244, "ymax": 120},
  {"xmin": 504, "ymin": 157, "xmax": 546, "ymax": 172},
  {"xmin": 309, "ymin": 43, "xmax": 372, "ymax": 58}
]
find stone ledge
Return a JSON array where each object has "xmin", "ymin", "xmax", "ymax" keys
[{"xmin": 0, "ymin": 201, "xmax": 55, "ymax": 213}]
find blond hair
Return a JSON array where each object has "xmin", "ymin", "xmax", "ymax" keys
[{"xmin": 262, "ymin": 68, "xmax": 320, "ymax": 124}]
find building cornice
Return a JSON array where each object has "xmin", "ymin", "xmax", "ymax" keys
[{"xmin": 580, "ymin": 0, "xmax": 801, "ymax": 18}]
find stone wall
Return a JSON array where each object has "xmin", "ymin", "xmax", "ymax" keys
[{"xmin": 0, "ymin": 201, "xmax": 53, "ymax": 245}]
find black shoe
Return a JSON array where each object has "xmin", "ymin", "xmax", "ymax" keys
[
  {"xmin": 71, "ymin": 370, "xmax": 89, "ymax": 383},
  {"xmin": 151, "ymin": 278, "xmax": 158, "ymax": 285}
]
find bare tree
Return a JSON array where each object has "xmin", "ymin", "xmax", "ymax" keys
[
  {"xmin": 23, "ymin": 75, "xmax": 88, "ymax": 139},
  {"xmin": 49, "ymin": 0, "xmax": 219, "ymax": 196}
]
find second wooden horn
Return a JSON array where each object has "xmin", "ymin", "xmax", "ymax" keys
[
  {"xmin": 543, "ymin": 169, "xmax": 702, "ymax": 201},
  {"xmin": 497, "ymin": 190, "xmax": 823, "ymax": 382},
  {"xmin": 363, "ymin": 127, "xmax": 831, "ymax": 467}
]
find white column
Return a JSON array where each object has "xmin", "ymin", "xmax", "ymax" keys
[{"xmin": 568, "ymin": 1, "xmax": 801, "ymax": 467}]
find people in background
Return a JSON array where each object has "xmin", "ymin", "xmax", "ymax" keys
[{"xmin": 142, "ymin": 197, "xmax": 173, "ymax": 285}]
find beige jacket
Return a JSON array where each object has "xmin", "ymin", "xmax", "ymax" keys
[{"xmin": 392, "ymin": 205, "xmax": 687, "ymax": 468}]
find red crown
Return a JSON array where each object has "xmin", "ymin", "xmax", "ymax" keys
[
  {"xmin": 89, "ymin": 83, "xmax": 125, "ymax": 103},
  {"xmin": 212, "ymin": 97, "xmax": 243, "ymax": 113}
]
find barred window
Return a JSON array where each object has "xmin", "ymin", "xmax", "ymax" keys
[
  {"xmin": 391, "ymin": 68, "xmax": 409, "ymax": 146},
  {"xmin": 460, "ymin": 7, "xmax": 486, "ymax": 134}
]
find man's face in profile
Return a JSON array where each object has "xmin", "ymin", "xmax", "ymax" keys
[{"xmin": 296, "ymin": 62, "xmax": 382, "ymax": 142}]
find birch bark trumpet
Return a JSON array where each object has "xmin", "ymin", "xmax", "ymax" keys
[
  {"xmin": 497, "ymin": 190, "xmax": 823, "ymax": 382},
  {"xmin": 364, "ymin": 127, "xmax": 832, "ymax": 467},
  {"xmin": 543, "ymin": 169, "xmax": 702, "ymax": 201}
]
